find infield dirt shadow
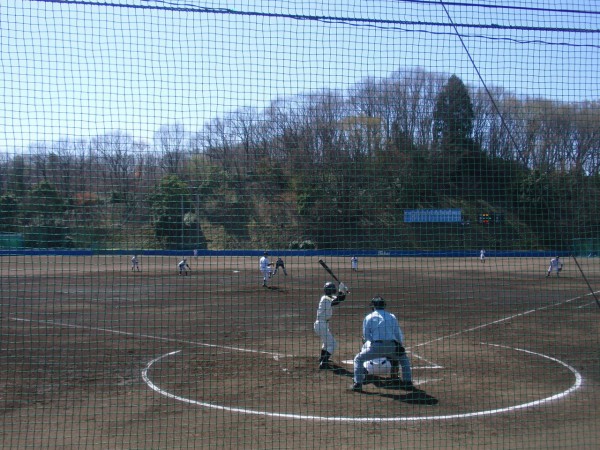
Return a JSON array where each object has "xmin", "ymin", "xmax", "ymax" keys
[{"xmin": 327, "ymin": 364, "xmax": 439, "ymax": 405}]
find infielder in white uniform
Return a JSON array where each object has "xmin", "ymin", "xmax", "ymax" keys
[
  {"xmin": 259, "ymin": 252, "xmax": 273, "ymax": 287},
  {"xmin": 546, "ymin": 256, "xmax": 563, "ymax": 277},
  {"xmin": 131, "ymin": 255, "xmax": 141, "ymax": 271},
  {"xmin": 313, "ymin": 281, "xmax": 348, "ymax": 369},
  {"xmin": 351, "ymin": 256, "xmax": 358, "ymax": 271},
  {"xmin": 178, "ymin": 258, "xmax": 190, "ymax": 276},
  {"xmin": 480, "ymin": 249, "xmax": 486, "ymax": 263}
]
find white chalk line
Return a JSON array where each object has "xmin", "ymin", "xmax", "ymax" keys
[
  {"xmin": 576, "ymin": 301, "xmax": 598, "ymax": 309},
  {"xmin": 9, "ymin": 317, "xmax": 291, "ymax": 358},
  {"xmin": 142, "ymin": 344, "xmax": 582, "ymax": 422},
  {"xmin": 411, "ymin": 289, "xmax": 600, "ymax": 349}
]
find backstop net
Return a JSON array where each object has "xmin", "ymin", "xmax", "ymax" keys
[{"xmin": 1, "ymin": 1, "xmax": 599, "ymax": 448}]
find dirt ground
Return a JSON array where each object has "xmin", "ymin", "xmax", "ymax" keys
[{"xmin": 1, "ymin": 254, "xmax": 599, "ymax": 449}]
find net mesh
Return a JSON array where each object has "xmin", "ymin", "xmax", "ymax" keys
[{"xmin": 1, "ymin": 1, "xmax": 599, "ymax": 448}]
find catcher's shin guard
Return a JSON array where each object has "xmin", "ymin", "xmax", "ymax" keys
[
  {"xmin": 319, "ymin": 350, "xmax": 333, "ymax": 369},
  {"xmin": 390, "ymin": 359, "xmax": 399, "ymax": 378},
  {"xmin": 318, "ymin": 349, "xmax": 328, "ymax": 362}
]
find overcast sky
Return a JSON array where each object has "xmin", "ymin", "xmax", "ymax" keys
[{"xmin": 1, "ymin": 0, "xmax": 598, "ymax": 152}]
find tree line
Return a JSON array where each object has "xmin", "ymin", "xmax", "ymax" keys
[{"xmin": 1, "ymin": 69, "xmax": 599, "ymax": 250}]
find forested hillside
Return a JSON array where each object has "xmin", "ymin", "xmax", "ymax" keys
[{"xmin": 1, "ymin": 70, "xmax": 599, "ymax": 251}]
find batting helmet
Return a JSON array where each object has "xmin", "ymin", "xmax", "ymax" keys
[
  {"xmin": 323, "ymin": 282, "xmax": 337, "ymax": 296},
  {"xmin": 371, "ymin": 296, "xmax": 386, "ymax": 310}
]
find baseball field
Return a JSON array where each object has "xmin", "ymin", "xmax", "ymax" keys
[{"xmin": 1, "ymin": 255, "xmax": 599, "ymax": 448}]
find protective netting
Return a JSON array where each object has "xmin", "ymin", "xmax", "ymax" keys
[{"xmin": 1, "ymin": 1, "xmax": 599, "ymax": 448}]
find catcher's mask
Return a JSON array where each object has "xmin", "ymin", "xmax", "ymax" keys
[
  {"xmin": 371, "ymin": 296, "xmax": 386, "ymax": 310},
  {"xmin": 323, "ymin": 282, "xmax": 337, "ymax": 296}
]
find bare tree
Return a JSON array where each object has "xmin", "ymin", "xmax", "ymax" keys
[
  {"xmin": 155, "ymin": 123, "xmax": 188, "ymax": 175},
  {"xmin": 265, "ymin": 96, "xmax": 314, "ymax": 172},
  {"xmin": 303, "ymin": 90, "xmax": 346, "ymax": 164},
  {"xmin": 200, "ymin": 116, "xmax": 238, "ymax": 175},
  {"xmin": 472, "ymin": 86, "xmax": 516, "ymax": 160},
  {"xmin": 91, "ymin": 131, "xmax": 136, "ymax": 200},
  {"xmin": 565, "ymin": 102, "xmax": 600, "ymax": 175},
  {"xmin": 392, "ymin": 69, "xmax": 446, "ymax": 150},
  {"xmin": 346, "ymin": 78, "xmax": 385, "ymax": 159}
]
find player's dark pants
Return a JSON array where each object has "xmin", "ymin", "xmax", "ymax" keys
[{"xmin": 273, "ymin": 264, "xmax": 287, "ymax": 275}]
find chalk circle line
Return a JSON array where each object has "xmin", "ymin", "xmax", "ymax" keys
[{"xmin": 141, "ymin": 343, "xmax": 583, "ymax": 423}]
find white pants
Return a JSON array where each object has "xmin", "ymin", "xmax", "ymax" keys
[
  {"xmin": 353, "ymin": 340, "xmax": 412, "ymax": 384},
  {"xmin": 313, "ymin": 320, "xmax": 336, "ymax": 355},
  {"xmin": 261, "ymin": 269, "xmax": 271, "ymax": 282}
]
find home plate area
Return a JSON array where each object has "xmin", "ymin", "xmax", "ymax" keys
[{"xmin": 143, "ymin": 339, "xmax": 580, "ymax": 418}]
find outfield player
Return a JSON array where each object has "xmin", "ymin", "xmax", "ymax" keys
[
  {"xmin": 131, "ymin": 255, "xmax": 141, "ymax": 271},
  {"xmin": 178, "ymin": 258, "xmax": 191, "ymax": 276},
  {"xmin": 351, "ymin": 256, "xmax": 358, "ymax": 271},
  {"xmin": 272, "ymin": 256, "xmax": 288, "ymax": 276},
  {"xmin": 313, "ymin": 281, "xmax": 348, "ymax": 370},
  {"xmin": 546, "ymin": 256, "xmax": 563, "ymax": 277},
  {"xmin": 351, "ymin": 296, "xmax": 414, "ymax": 392},
  {"xmin": 259, "ymin": 252, "xmax": 273, "ymax": 287},
  {"xmin": 480, "ymin": 249, "xmax": 486, "ymax": 263}
]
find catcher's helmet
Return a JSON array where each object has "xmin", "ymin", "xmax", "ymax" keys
[
  {"xmin": 371, "ymin": 296, "xmax": 386, "ymax": 310},
  {"xmin": 323, "ymin": 282, "xmax": 337, "ymax": 296}
]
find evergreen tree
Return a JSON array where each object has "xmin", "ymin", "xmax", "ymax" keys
[{"xmin": 433, "ymin": 75, "xmax": 475, "ymax": 152}]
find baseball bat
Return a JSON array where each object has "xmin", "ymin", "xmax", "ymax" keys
[{"xmin": 318, "ymin": 259, "xmax": 340, "ymax": 283}]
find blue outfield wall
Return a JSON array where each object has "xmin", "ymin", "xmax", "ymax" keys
[{"xmin": 0, "ymin": 249, "xmax": 566, "ymax": 258}]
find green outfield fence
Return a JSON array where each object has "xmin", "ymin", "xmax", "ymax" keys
[
  {"xmin": 573, "ymin": 238, "xmax": 600, "ymax": 257},
  {"xmin": 0, "ymin": 233, "xmax": 23, "ymax": 249},
  {"xmin": 1, "ymin": 1, "xmax": 599, "ymax": 448}
]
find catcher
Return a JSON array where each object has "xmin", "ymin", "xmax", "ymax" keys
[
  {"xmin": 546, "ymin": 256, "xmax": 563, "ymax": 277},
  {"xmin": 351, "ymin": 296, "xmax": 414, "ymax": 392}
]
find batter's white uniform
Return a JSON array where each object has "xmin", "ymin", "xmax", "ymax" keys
[
  {"xmin": 313, "ymin": 294, "xmax": 337, "ymax": 354},
  {"xmin": 259, "ymin": 255, "xmax": 272, "ymax": 286}
]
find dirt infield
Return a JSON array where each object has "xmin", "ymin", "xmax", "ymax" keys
[{"xmin": 1, "ymin": 255, "xmax": 599, "ymax": 448}]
